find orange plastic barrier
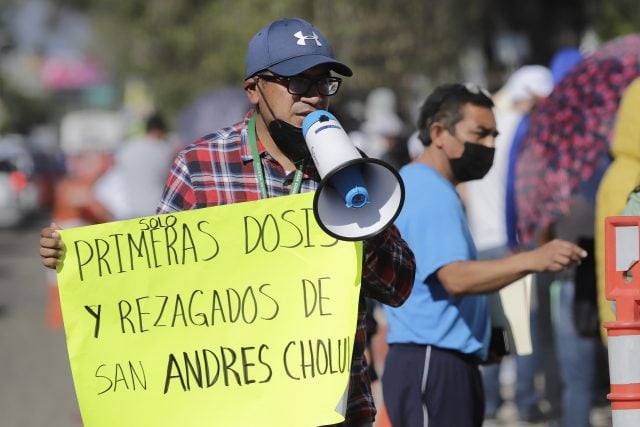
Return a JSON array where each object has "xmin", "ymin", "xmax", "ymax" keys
[{"xmin": 604, "ymin": 216, "xmax": 640, "ymax": 426}]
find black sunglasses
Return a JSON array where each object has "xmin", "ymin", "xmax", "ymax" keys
[{"xmin": 257, "ymin": 74, "xmax": 342, "ymax": 96}]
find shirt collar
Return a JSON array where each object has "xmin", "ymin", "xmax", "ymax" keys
[{"xmin": 240, "ymin": 108, "xmax": 262, "ymax": 164}]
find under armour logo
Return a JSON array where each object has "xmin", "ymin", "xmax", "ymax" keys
[{"xmin": 293, "ymin": 31, "xmax": 322, "ymax": 46}]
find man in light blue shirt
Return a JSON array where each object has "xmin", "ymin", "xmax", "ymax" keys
[
  {"xmin": 386, "ymin": 164, "xmax": 489, "ymax": 359},
  {"xmin": 382, "ymin": 83, "xmax": 587, "ymax": 427}
]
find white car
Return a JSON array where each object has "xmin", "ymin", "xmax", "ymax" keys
[{"xmin": 0, "ymin": 135, "xmax": 40, "ymax": 228}]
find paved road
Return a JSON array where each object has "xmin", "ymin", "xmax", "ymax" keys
[{"xmin": 0, "ymin": 212, "xmax": 81, "ymax": 427}]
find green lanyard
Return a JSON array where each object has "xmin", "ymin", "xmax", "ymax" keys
[{"xmin": 247, "ymin": 113, "xmax": 305, "ymax": 199}]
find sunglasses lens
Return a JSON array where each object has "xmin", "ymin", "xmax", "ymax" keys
[{"xmin": 288, "ymin": 77, "xmax": 310, "ymax": 95}]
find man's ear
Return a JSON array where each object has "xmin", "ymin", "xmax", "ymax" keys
[
  {"xmin": 243, "ymin": 78, "xmax": 260, "ymax": 105},
  {"xmin": 429, "ymin": 122, "xmax": 446, "ymax": 147}
]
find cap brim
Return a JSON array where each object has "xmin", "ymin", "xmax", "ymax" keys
[{"xmin": 269, "ymin": 55, "xmax": 353, "ymax": 77}]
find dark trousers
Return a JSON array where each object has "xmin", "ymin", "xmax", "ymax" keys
[{"xmin": 383, "ymin": 344, "xmax": 484, "ymax": 427}]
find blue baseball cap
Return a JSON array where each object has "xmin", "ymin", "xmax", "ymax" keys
[{"xmin": 245, "ymin": 18, "xmax": 353, "ymax": 78}]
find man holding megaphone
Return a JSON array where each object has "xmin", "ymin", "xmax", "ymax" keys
[
  {"xmin": 381, "ymin": 83, "xmax": 588, "ymax": 427},
  {"xmin": 39, "ymin": 17, "xmax": 415, "ymax": 427}
]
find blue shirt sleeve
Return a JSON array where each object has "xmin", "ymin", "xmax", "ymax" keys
[{"xmin": 396, "ymin": 165, "xmax": 475, "ymax": 285}]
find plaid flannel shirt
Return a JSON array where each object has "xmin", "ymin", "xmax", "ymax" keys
[{"xmin": 157, "ymin": 110, "xmax": 415, "ymax": 425}]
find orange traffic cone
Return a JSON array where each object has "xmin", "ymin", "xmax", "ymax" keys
[{"xmin": 46, "ymin": 275, "xmax": 64, "ymax": 329}]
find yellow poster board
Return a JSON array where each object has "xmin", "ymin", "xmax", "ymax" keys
[{"xmin": 56, "ymin": 192, "xmax": 362, "ymax": 427}]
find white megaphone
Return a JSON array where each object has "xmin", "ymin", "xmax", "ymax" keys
[{"xmin": 302, "ymin": 110, "xmax": 405, "ymax": 241}]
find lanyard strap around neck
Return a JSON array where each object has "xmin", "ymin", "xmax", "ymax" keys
[{"xmin": 247, "ymin": 113, "xmax": 305, "ymax": 199}]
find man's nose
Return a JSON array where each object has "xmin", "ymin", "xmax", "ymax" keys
[{"xmin": 482, "ymin": 135, "xmax": 497, "ymax": 148}]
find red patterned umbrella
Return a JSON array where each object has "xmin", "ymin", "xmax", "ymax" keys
[{"xmin": 514, "ymin": 33, "xmax": 640, "ymax": 246}]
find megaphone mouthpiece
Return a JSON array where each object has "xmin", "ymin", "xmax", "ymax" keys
[
  {"xmin": 345, "ymin": 187, "xmax": 369, "ymax": 208},
  {"xmin": 328, "ymin": 164, "xmax": 370, "ymax": 208}
]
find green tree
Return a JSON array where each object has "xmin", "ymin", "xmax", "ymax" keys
[
  {"xmin": 85, "ymin": 1, "xmax": 310, "ymax": 119},
  {"xmin": 71, "ymin": 0, "xmax": 481, "ymax": 121},
  {"xmin": 57, "ymin": 0, "xmax": 640, "ymax": 124},
  {"xmin": 591, "ymin": 0, "xmax": 640, "ymax": 40}
]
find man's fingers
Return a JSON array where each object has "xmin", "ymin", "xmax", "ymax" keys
[
  {"xmin": 569, "ymin": 251, "xmax": 584, "ymax": 264},
  {"xmin": 40, "ymin": 236, "xmax": 63, "ymax": 249},
  {"xmin": 551, "ymin": 240, "xmax": 588, "ymax": 264},
  {"xmin": 40, "ymin": 229, "xmax": 60, "ymax": 241},
  {"xmin": 549, "ymin": 262, "xmax": 565, "ymax": 272},
  {"xmin": 574, "ymin": 247, "xmax": 588, "ymax": 261},
  {"xmin": 41, "ymin": 223, "xmax": 63, "ymax": 238},
  {"xmin": 552, "ymin": 253, "xmax": 572, "ymax": 267},
  {"xmin": 560, "ymin": 245, "xmax": 587, "ymax": 265},
  {"xmin": 42, "ymin": 258, "xmax": 60, "ymax": 269},
  {"xmin": 40, "ymin": 247, "xmax": 63, "ymax": 259},
  {"xmin": 536, "ymin": 240, "xmax": 589, "ymax": 273},
  {"xmin": 40, "ymin": 224, "xmax": 64, "ymax": 269}
]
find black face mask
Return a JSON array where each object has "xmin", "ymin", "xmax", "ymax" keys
[
  {"xmin": 449, "ymin": 142, "xmax": 495, "ymax": 182},
  {"xmin": 267, "ymin": 119, "xmax": 310, "ymax": 165}
]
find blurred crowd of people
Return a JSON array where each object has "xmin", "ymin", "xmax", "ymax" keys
[{"xmin": 346, "ymin": 41, "xmax": 639, "ymax": 427}]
